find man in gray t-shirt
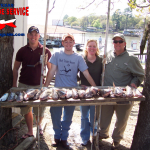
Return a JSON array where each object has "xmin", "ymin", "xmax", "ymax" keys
[
  {"xmin": 50, "ymin": 51, "xmax": 88, "ymax": 87},
  {"xmin": 45, "ymin": 33, "xmax": 96, "ymax": 149}
]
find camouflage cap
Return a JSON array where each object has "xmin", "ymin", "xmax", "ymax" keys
[{"xmin": 112, "ymin": 33, "xmax": 126, "ymax": 42}]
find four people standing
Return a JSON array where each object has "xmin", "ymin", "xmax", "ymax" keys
[
  {"xmin": 12, "ymin": 30, "xmax": 145, "ymax": 149},
  {"xmin": 79, "ymin": 40, "xmax": 102, "ymax": 146}
]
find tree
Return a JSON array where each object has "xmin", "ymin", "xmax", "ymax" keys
[
  {"xmin": 128, "ymin": 16, "xmax": 141, "ymax": 28},
  {"xmin": 99, "ymin": 15, "xmax": 107, "ymax": 29},
  {"xmin": 71, "ymin": 21, "xmax": 79, "ymax": 27},
  {"xmin": 135, "ymin": 19, "xmax": 145, "ymax": 28},
  {"xmin": 128, "ymin": 0, "xmax": 150, "ymax": 16},
  {"xmin": 130, "ymin": 22, "xmax": 150, "ymax": 150},
  {"xmin": 128, "ymin": 0, "xmax": 150, "ymax": 9},
  {"xmin": 0, "ymin": 0, "xmax": 15, "ymax": 147},
  {"xmin": 100, "ymin": 20, "xmax": 107, "ymax": 29},
  {"xmin": 87, "ymin": 13, "xmax": 98, "ymax": 26},
  {"xmin": 92, "ymin": 19, "xmax": 101, "ymax": 28},
  {"xmin": 128, "ymin": 2, "xmax": 150, "ymax": 149},
  {"xmin": 119, "ymin": 15, "xmax": 126, "ymax": 30},
  {"xmin": 79, "ymin": 16, "xmax": 88, "ymax": 30},
  {"xmin": 63, "ymin": 14, "xmax": 69, "ymax": 21},
  {"xmin": 63, "ymin": 14, "xmax": 69, "ymax": 25},
  {"xmin": 123, "ymin": 7, "xmax": 132, "ymax": 29},
  {"xmin": 67, "ymin": 16, "xmax": 77, "ymax": 25},
  {"xmin": 112, "ymin": 9, "xmax": 122, "ymax": 31}
]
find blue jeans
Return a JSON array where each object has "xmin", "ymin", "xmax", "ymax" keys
[
  {"xmin": 80, "ymin": 106, "xmax": 97, "ymax": 144},
  {"xmin": 50, "ymin": 106, "xmax": 75, "ymax": 140}
]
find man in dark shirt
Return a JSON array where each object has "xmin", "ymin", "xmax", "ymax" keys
[{"xmin": 13, "ymin": 26, "xmax": 51, "ymax": 138}]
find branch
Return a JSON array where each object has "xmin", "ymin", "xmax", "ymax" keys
[
  {"xmin": 136, "ymin": 4, "xmax": 150, "ymax": 8},
  {"xmin": 140, "ymin": 22, "xmax": 149, "ymax": 54},
  {"xmin": 78, "ymin": 0, "xmax": 95, "ymax": 9},
  {"xmin": 95, "ymin": 1, "xmax": 104, "ymax": 8},
  {"xmin": 78, "ymin": 0, "xmax": 116, "ymax": 12},
  {"xmin": 128, "ymin": 0, "xmax": 150, "ymax": 8},
  {"xmin": 110, "ymin": 2, "xmax": 114, "ymax": 10},
  {"xmin": 48, "ymin": 0, "xmax": 56, "ymax": 13}
]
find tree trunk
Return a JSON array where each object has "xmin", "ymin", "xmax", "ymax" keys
[
  {"xmin": 131, "ymin": 22, "xmax": 150, "ymax": 149},
  {"xmin": 0, "ymin": 0, "xmax": 15, "ymax": 146}
]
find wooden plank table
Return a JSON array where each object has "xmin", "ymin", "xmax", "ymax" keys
[
  {"xmin": 0, "ymin": 96, "xmax": 145, "ymax": 108},
  {"xmin": 0, "ymin": 87, "xmax": 145, "ymax": 150}
]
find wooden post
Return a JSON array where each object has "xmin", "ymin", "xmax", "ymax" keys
[
  {"xmin": 40, "ymin": 0, "xmax": 50, "ymax": 87},
  {"xmin": 38, "ymin": 0, "xmax": 50, "ymax": 149},
  {"xmin": 95, "ymin": 0, "xmax": 111, "ymax": 150}
]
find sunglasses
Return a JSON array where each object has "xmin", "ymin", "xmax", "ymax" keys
[{"xmin": 113, "ymin": 40, "xmax": 124, "ymax": 44}]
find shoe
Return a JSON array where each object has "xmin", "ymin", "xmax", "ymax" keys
[
  {"xmin": 39, "ymin": 129, "xmax": 43, "ymax": 135},
  {"xmin": 21, "ymin": 134, "xmax": 34, "ymax": 139},
  {"xmin": 61, "ymin": 140, "xmax": 70, "ymax": 149},
  {"xmin": 112, "ymin": 141, "xmax": 120, "ymax": 148},
  {"xmin": 81, "ymin": 140, "xmax": 91, "ymax": 146},
  {"xmin": 99, "ymin": 135, "xmax": 109, "ymax": 140},
  {"xmin": 51, "ymin": 139, "xmax": 60, "ymax": 147}
]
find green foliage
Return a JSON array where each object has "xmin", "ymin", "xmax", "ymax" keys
[
  {"xmin": 88, "ymin": 14, "xmax": 98, "ymax": 26},
  {"xmin": 123, "ymin": 7, "xmax": 132, "ymax": 29},
  {"xmin": 62, "ymin": 7, "xmax": 146, "ymax": 31},
  {"xmin": 128, "ymin": 0, "xmax": 150, "ymax": 15},
  {"xmin": 135, "ymin": 19, "xmax": 145, "ymax": 28},
  {"xmin": 79, "ymin": 16, "xmax": 88, "ymax": 30},
  {"xmin": 93, "ymin": 19, "xmax": 101, "ymax": 28},
  {"xmin": 63, "ymin": 14, "xmax": 69, "ymax": 25},
  {"xmin": 112, "ymin": 9, "xmax": 122, "ymax": 31},
  {"xmin": 63, "ymin": 14, "xmax": 69, "ymax": 21},
  {"xmin": 67, "ymin": 16, "xmax": 77, "ymax": 25},
  {"xmin": 71, "ymin": 21, "xmax": 79, "ymax": 27}
]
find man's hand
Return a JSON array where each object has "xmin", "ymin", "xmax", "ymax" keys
[{"xmin": 130, "ymin": 83, "xmax": 137, "ymax": 88}]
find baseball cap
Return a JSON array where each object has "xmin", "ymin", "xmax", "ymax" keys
[
  {"xmin": 62, "ymin": 33, "xmax": 75, "ymax": 41},
  {"xmin": 28, "ymin": 26, "xmax": 39, "ymax": 33},
  {"xmin": 112, "ymin": 33, "xmax": 126, "ymax": 42}
]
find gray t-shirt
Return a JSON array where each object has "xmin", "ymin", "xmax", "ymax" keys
[{"xmin": 50, "ymin": 51, "xmax": 88, "ymax": 87}]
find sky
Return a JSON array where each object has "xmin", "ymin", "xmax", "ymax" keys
[{"xmin": 27, "ymin": 0, "xmax": 130, "ymax": 25}]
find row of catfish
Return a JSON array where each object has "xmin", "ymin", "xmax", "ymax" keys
[{"xmin": 0, "ymin": 85, "xmax": 143, "ymax": 102}]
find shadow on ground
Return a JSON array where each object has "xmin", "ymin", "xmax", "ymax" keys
[{"xmin": 99, "ymin": 140, "xmax": 130, "ymax": 150}]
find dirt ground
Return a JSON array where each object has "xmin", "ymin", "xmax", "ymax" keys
[{"xmin": 2, "ymin": 102, "xmax": 140, "ymax": 150}]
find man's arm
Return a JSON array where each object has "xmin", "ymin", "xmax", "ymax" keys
[
  {"xmin": 13, "ymin": 61, "xmax": 21, "ymax": 87},
  {"xmin": 45, "ymin": 61, "xmax": 51, "ymax": 79},
  {"xmin": 82, "ymin": 69, "xmax": 96, "ymax": 86},
  {"xmin": 46, "ymin": 61, "xmax": 51, "ymax": 72},
  {"xmin": 44, "ymin": 63, "xmax": 57, "ymax": 87},
  {"xmin": 130, "ymin": 57, "xmax": 145, "ymax": 88}
]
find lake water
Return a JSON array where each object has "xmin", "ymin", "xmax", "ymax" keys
[
  {"xmin": 50, "ymin": 32, "xmax": 144, "ymax": 55},
  {"xmin": 75, "ymin": 32, "xmax": 141, "ymax": 50}
]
